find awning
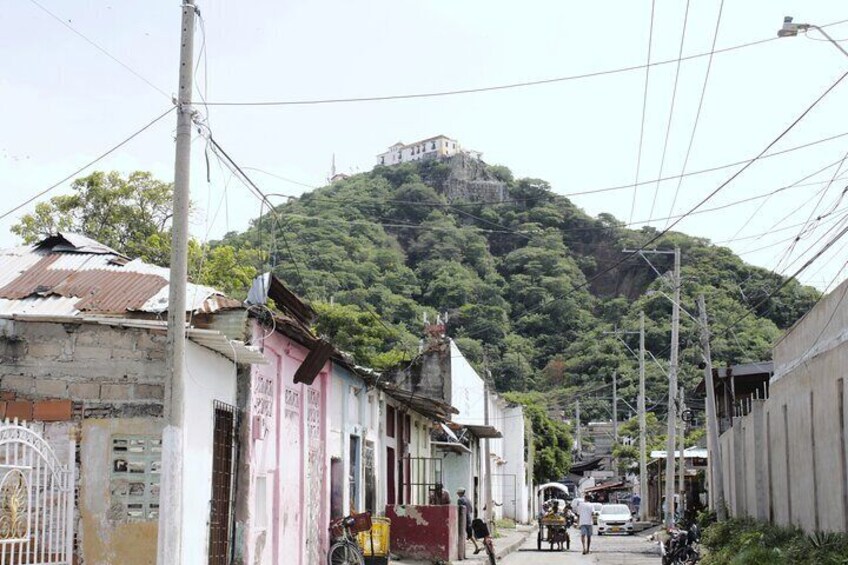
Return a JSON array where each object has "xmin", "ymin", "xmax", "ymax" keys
[
  {"xmin": 464, "ymin": 424, "xmax": 502, "ymax": 439},
  {"xmin": 583, "ymin": 480, "xmax": 628, "ymax": 494},
  {"xmin": 432, "ymin": 441, "xmax": 472, "ymax": 454},
  {"xmin": 570, "ymin": 457, "xmax": 605, "ymax": 474}
]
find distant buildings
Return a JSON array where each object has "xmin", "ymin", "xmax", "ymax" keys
[{"xmin": 377, "ymin": 135, "xmax": 482, "ymax": 166}]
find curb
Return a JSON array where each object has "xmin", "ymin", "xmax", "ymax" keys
[{"xmin": 494, "ymin": 527, "xmax": 535, "ymax": 561}]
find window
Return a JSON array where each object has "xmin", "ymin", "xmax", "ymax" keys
[
  {"xmin": 349, "ymin": 435, "xmax": 361, "ymax": 512},
  {"xmin": 330, "ymin": 458, "xmax": 344, "ymax": 519},
  {"xmin": 364, "ymin": 441, "xmax": 376, "ymax": 513},
  {"xmin": 387, "ymin": 405, "xmax": 396, "ymax": 438},
  {"xmin": 110, "ymin": 434, "xmax": 162, "ymax": 522},
  {"xmin": 431, "ymin": 142, "xmax": 436, "ymax": 150}
]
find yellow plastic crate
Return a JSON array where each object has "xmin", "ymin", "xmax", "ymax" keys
[{"xmin": 357, "ymin": 517, "xmax": 391, "ymax": 557}]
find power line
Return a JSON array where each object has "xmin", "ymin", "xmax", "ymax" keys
[
  {"xmin": 206, "ymin": 135, "xmax": 413, "ymax": 354},
  {"xmin": 649, "ymin": 0, "xmax": 691, "ymax": 221},
  {"xmin": 205, "ymin": 136, "xmax": 308, "ymax": 292},
  {"xmin": 727, "ymin": 216, "xmax": 848, "ymax": 334},
  {"xmin": 772, "ymin": 148, "xmax": 848, "ymax": 274},
  {"xmin": 664, "ymin": 0, "xmax": 725, "ymax": 230},
  {"xmin": 241, "ymin": 128, "xmax": 848, "ymax": 211},
  {"xmin": 627, "ymin": 158, "xmax": 848, "ymax": 227},
  {"xmin": 628, "ymin": 0, "xmax": 657, "ymax": 225},
  {"xmin": 0, "ymin": 106, "xmax": 175, "ymax": 223},
  {"xmin": 458, "ymin": 67, "xmax": 848, "ymax": 342},
  {"xmin": 195, "ymin": 25, "xmax": 848, "ymax": 108},
  {"xmin": 26, "ymin": 0, "xmax": 170, "ymax": 99}
]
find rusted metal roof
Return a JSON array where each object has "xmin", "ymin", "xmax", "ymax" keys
[{"xmin": 0, "ymin": 233, "xmax": 240, "ymax": 316}]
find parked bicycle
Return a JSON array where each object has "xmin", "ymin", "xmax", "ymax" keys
[
  {"xmin": 471, "ymin": 518, "xmax": 496, "ymax": 565},
  {"xmin": 327, "ymin": 512, "xmax": 370, "ymax": 565}
]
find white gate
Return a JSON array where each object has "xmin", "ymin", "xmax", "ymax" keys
[{"xmin": 0, "ymin": 419, "xmax": 74, "ymax": 565}]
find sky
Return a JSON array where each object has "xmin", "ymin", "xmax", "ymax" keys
[{"xmin": 3, "ymin": 1, "xmax": 848, "ymax": 293}]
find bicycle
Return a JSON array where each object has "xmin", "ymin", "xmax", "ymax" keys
[
  {"xmin": 471, "ymin": 518, "xmax": 496, "ymax": 565},
  {"xmin": 327, "ymin": 513, "xmax": 368, "ymax": 565}
]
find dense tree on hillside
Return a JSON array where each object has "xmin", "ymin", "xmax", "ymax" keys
[
  {"xmin": 503, "ymin": 392, "xmax": 572, "ymax": 483},
  {"xmin": 12, "ymin": 163, "xmax": 820, "ymax": 425}
]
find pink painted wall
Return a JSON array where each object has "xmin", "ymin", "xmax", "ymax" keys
[
  {"xmin": 244, "ymin": 322, "xmax": 330, "ymax": 565},
  {"xmin": 386, "ymin": 505, "xmax": 459, "ymax": 562}
]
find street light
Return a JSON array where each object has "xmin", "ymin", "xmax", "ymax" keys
[{"xmin": 777, "ymin": 17, "xmax": 848, "ymax": 59}]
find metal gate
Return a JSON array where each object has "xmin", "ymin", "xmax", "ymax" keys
[
  {"xmin": 0, "ymin": 419, "xmax": 74, "ymax": 565},
  {"xmin": 207, "ymin": 402, "xmax": 237, "ymax": 565}
]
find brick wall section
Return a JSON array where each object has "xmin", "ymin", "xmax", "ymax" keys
[{"xmin": 0, "ymin": 320, "xmax": 167, "ymax": 421}]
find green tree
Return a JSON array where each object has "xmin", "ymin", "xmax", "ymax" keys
[
  {"xmin": 503, "ymin": 392, "xmax": 572, "ymax": 483},
  {"xmin": 12, "ymin": 171, "xmax": 174, "ymax": 259},
  {"xmin": 12, "ymin": 170, "xmax": 262, "ymax": 299}
]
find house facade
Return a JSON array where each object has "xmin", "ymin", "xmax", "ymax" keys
[
  {"xmin": 376, "ymin": 135, "xmax": 482, "ymax": 166},
  {"xmin": 0, "ymin": 233, "xmax": 263, "ymax": 565},
  {"xmin": 389, "ymin": 333, "xmax": 533, "ymax": 524},
  {"xmin": 236, "ymin": 274, "xmax": 456, "ymax": 565}
]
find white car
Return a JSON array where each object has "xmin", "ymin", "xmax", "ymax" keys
[
  {"xmin": 597, "ymin": 503, "xmax": 635, "ymax": 535},
  {"xmin": 570, "ymin": 497, "xmax": 584, "ymax": 513}
]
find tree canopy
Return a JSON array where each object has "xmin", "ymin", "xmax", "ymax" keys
[{"xmin": 11, "ymin": 162, "xmax": 820, "ymax": 428}]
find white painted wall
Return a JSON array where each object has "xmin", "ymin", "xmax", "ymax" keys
[
  {"xmin": 180, "ymin": 340, "xmax": 238, "ymax": 565},
  {"xmin": 449, "ymin": 340, "xmax": 486, "ymax": 426},
  {"xmin": 502, "ymin": 405, "xmax": 530, "ymax": 523}
]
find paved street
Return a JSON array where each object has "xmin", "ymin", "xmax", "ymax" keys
[{"xmin": 500, "ymin": 527, "xmax": 662, "ymax": 565}]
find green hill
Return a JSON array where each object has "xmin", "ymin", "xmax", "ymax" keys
[{"xmin": 221, "ymin": 156, "xmax": 818, "ymax": 421}]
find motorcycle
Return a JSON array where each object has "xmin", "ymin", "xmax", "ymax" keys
[{"xmin": 659, "ymin": 523, "xmax": 700, "ymax": 565}]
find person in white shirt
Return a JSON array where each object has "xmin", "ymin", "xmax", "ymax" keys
[{"xmin": 577, "ymin": 500, "xmax": 595, "ymax": 555}]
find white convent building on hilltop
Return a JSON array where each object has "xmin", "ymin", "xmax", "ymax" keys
[{"xmin": 376, "ymin": 135, "xmax": 482, "ymax": 166}]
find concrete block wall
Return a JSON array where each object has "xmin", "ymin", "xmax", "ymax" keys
[
  {"xmin": 718, "ymin": 320, "xmax": 848, "ymax": 532},
  {"xmin": 0, "ymin": 320, "xmax": 167, "ymax": 419}
]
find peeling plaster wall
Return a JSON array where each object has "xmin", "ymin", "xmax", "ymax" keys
[
  {"xmin": 80, "ymin": 418, "xmax": 162, "ymax": 565},
  {"xmin": 386, "ymin": 504, "xmax": 458, "ymax": 561},
  {"xmin": 242, "ymin": 322, "xmax": 330, "ymax": 565}
]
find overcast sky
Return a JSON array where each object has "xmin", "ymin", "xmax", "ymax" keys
[{"xmin": 3, "ymin": 1, "xmax": 848, "ymax": 292}]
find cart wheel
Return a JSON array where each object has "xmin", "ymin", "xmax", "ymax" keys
[
  {"xmin": 566, "ymin": 536, "xmax": 570, "ymax": 550},
  {"xmin": 537, "ymin": 531, "xmax": 542, "ymax": 551}
]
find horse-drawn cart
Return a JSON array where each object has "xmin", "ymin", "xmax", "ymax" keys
[{"xmin": 535, "ymin": 482, "xmax": 574, "ymax": 551}]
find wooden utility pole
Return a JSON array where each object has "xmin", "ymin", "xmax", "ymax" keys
[
  {"xmin": 678, "ymin": 385, "xmax": 686, "ymax": 510},
  {"xmin": 483, "ymin": 383, "xmax": 493, "ymax": 525},
  {"xmin": 612, "ymin": 370, "xmax": 618, "ymax": 476},
  {"xmin": 698, "ymin": 294, "xmax": 726, "ymax": 521},
  {"xmin": 664, "ymin": 247, "xmax": 681, "ymax": 526},
  {"xmin": 622, "ymin": 247, "xmax": 681, "ymax": 525},
  {"xmin": 575, "ymin": 400, "xmax": 582, "ymax": 460},
  {"xmin": 160, "ymin": 2, "xmax": 195, "ymax": 564},
  {"xmin": 638, "ymin": 312, "xmax": 648, "ymax": 522}
]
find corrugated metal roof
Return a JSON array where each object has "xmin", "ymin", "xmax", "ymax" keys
[{"xmin": 0, "ymin": 234, "xmax": 240, "ymax": 316}]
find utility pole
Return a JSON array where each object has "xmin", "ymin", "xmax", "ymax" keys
[
  {"xmin": 622, "ymin": 247, "xmax": 681, "ymax": 525},
  {"xmin": 678, "ymin": 385, "xmax": 686, "ymax": 513},
  {"xmin": 612, "ymin": 370, "xmax": 618, "ymax": 476},
  {"xmin": 160, "ymin": 3, "xmax": 195, "ymax": 564},
  {"xmin": 698, "ymin": 294, "xmax": 726, "ymax": 521},
  {"xmin": 664, "ymin": 247, "xmax": 681, "ymax": 526},
  {"xmin": 638, "ymin": 312, "xmax": 648, "ymax": 522},
  {"xmin": 483, "ymin": 383, "xmax": 493, "ymax": 526},
  {"xmin": 575, "ymin": 400, "xmax": 582, "ymax": 461}
]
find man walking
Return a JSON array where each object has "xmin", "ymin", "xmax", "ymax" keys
[
  {"xmin": 429, "ymin": 483, "xmax": 451, "ymax": 505},
  {"xmin": 577, "ymin": 499, "xmax": 595, "ymax": 555},
  {"xmin": 456, "ymin": 488, "xmax": 480, "ymax": 554}
]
